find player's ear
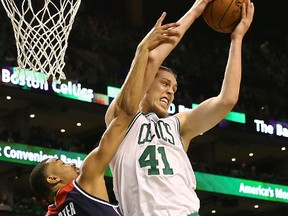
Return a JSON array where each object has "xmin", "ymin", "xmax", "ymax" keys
[{"xmin": 47, "ymin": 175, "xmax": 60, "ymax": 184}]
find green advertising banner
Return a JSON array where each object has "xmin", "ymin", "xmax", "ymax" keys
[
  {"xmin": 0, "ymin": 141, "xmax": 86, "ymax": 167},
  {"xmin": 1, "ymin": 67, "xmax": 94, "ymax": 102},
  {"xmin": 0, "ymin": 142, "xmax": 114, "ymax": 176},
  {"xmin": 195, "ymin": 172, "xmax": 288, "ymax": 203},
  {"xmin": 1, "ymin": 142, "xmax": 287, "ymax": 203}
]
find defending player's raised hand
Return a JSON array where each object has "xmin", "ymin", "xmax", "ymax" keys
[{"xmin": 138, "ymin": 12, "xmax": 180, "ymax": 52}]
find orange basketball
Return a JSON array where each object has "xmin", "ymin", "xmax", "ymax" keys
[{"xmin": 202, "ymin": 0, "xmax": 243, "ymax": 33}]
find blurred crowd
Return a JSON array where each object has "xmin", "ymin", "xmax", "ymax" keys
[
  {"xmin": 0, "ymin": 193, "xmax": 47, "ymax": 216},
  {"xmin": 1, "ymin": 1, "xmax": 288, "ymax": 120},
  {"xmin": 1, "ymin": 1, "xmax": 288, "ymax": 215}
]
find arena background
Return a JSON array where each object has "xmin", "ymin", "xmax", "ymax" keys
[{"xmin": 0, "ymin": 0, "xmax": 287, "ymax": 215}]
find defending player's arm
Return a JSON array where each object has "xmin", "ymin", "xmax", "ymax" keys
[
  {"xmin": 105, "ymin": 13, "xmax": 180, "ymax": 126},
  {"xmin": 176, "ymin": 0, "xmax": 254, "ymax": 151},
  {"xmin": 75, "ymin": 20, "xmax": 158, "ymax": 198},
  {"xmin": 76, "ymin": 112, "xmax": 131, "ymax": 201},
  {"xmin": 75, "ymin": 22, "xmax": 160, "ymax": 199}
]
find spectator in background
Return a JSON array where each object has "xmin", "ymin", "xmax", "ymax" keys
[{"xmin": 0, "ymin": 193, "xmax": 12, "ymax": 212}]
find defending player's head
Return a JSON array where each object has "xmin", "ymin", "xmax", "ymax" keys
[
  {"xmin": 140, "ymin": 65, "xmax": 178, "ymax": 118},
  {"xmin": 30, "ymin": 158, "xmax": 80, "ymax": 202},
  {"xmin": 29, "ymin": 158, "xmax": 51, "ymax": 201}
]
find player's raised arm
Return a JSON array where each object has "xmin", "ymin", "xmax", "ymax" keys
[
  {"xmin": 176, "ymin": 0, "xmax": 254, "ymax": 151},
  {"xmin": 105, "ymin": 13, "xmax": 180, "ymax": 126}
]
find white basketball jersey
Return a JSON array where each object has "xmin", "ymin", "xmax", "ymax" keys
[{"xmin": 110, "ymin": 112, "xmax": 200, "ymax": 216}]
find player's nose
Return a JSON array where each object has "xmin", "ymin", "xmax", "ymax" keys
[{"xmin": 167, "ymin": 87, "xmax": 174, "ymax": 95}]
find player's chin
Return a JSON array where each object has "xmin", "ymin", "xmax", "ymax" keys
[{"xmin": 155, "ymin": 105, "xmax": 169, "ymax": 118}]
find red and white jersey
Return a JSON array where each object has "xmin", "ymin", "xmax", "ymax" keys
[{"xmin": 46, "ymin": 180, "xmax": 122, "ymax": 216}]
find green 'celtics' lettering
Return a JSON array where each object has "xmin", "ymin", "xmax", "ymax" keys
[
  {"xmin": 138, "ymin": 121, "xmax": 175, "ymax": 145},
  {"xmin": 162, "ymin": 121, "xmax": 175, "ymax": 144},
  {"xmin": 138, "ymin": 123, "xmax": 154, "ymax": 144},
  {"xmin": 139, "ymin": 145, "xmax": 173, "ymax": 175}
]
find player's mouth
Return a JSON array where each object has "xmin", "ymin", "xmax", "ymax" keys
[{"xmin": 160, "ymin": 97, "xmax": 169, "ymax": 107}]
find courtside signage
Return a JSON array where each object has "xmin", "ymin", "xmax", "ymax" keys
[
  {"xmin": 1, "ymin": 142, "xmax": 287, "ymax": 204},
  {"xmin": 0, "ymin": 141, "xmax": 113, "ymax": 177},
  {"xmin": 254, "ymin": 119, "xmax": 288, "ymax": 138},
  {"xmin": 192, "ymin": 103, "xmax": 246, "ymax": 124},
  {"xmin": 1, "ymin": 67, "xmax": 94, "ymax": 102},
  {"xmin": 196, "ymin": 172, "xmax": 288, "ymax": 203},
  {"xmin": 0, "ymin": 141, "xmax": 85, "ymax": 168}
]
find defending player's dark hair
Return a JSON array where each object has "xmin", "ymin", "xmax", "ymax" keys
[{"xmin": 29, "ymin": 158, "xmax": 51, "ymax": 201}]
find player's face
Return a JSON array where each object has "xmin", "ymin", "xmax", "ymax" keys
[
  {"xmin": 141, "ymin": 69, "xmax": 177, "ymax": 117},
  {"xmin": 45, "ymin": 158, "xmax": 80, "ymax": 184}
]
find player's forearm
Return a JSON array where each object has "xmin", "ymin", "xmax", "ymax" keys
[
  {"xmin": 219, "ymin": 38, "xmax": 243, "ymax": 105},
  {"xmin": 99, "ymin": 113, "xmax": 132, "ymax": 169},
  {"xmin": 104, "ymin": 46, "xmax": 149, "ymax": 126},
  {"xmin": 118, "ymin": 46, "xmax": 150, "ymax": 115}
]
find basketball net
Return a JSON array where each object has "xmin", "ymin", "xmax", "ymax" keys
[{"xmin": 1, "ymin": 0, "xmax": 81, "ymax": 81}]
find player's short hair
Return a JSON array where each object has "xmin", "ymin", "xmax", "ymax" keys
[
  {"xmin": 158, "ymin": 65, "xmax": 178, "ymax": 79},
  {"xmin": 29, "ymin": 158, "xmax": 51, "ymax": 201}
]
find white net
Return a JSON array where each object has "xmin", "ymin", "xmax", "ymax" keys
[{"xmin": 1, "ymin": 0, "xmax": 81, "ymax": 81}]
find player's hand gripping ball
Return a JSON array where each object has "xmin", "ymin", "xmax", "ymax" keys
[{"xmin": 202, "ymin": 0, "xmax": 243, "ymax": 33}]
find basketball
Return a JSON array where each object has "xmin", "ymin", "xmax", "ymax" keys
[{"xmin": 202, "ymin": 0, "xmax": 243, "ymax": 33}]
